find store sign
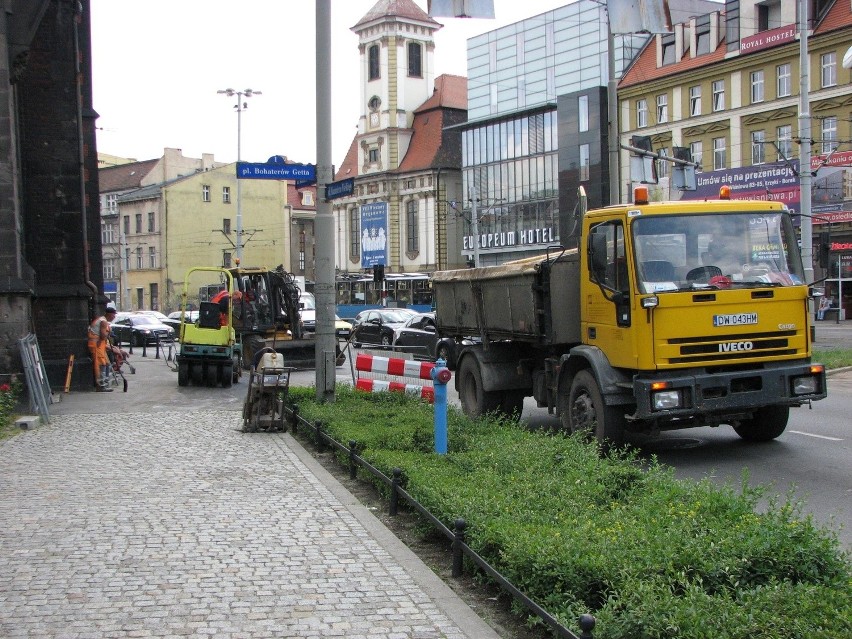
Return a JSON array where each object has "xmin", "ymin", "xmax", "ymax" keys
[
  {"xmin": 741, "ymin": 24, "xmax": 796, "ymax": 55},
  {"xmin": 463, "ymin": 227, "xmax": 557, "ymax": 251}
]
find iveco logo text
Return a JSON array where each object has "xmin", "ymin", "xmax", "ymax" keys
[
  {"xmin": 713, "ymin": 313, "xmax": 758, "ymax": 327},
  {"xmin": 719, "ymin": 341, "xmax": 754, "ymax": 352}
]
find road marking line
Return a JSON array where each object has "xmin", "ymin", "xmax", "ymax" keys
[{"xmin": 788, "ymin": 430, "xmax": 843, "ymax": 441}]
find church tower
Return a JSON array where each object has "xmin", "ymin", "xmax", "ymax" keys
[{"xmin": 351, "ymin": 0, "xmax": 442, "ymax": 175}]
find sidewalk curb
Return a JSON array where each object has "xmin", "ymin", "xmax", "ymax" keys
[{"xmin": 826, "ymin": 366, "xmax": 852, "ymax": 377}]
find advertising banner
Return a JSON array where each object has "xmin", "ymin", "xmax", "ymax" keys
[{"xmin": 360, "ymin": 202, "xmax": 388, "ymax": 268}]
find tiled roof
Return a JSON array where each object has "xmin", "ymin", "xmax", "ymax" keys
[
  {"xmin": 334, "ymin": 139, "xmax": 360, "ymax": 182},
  {"xmin": 353, "ymin": 0, "xmax": 440, "ymax": 30},
  {"xmin": 621, "ymin": 1, "xmax": 851, "ymax": 89},
  {"xmin": 334, "ymin": 74, "xmax": 467, "ymax": 179},
  {"xmin": 415, "ymin": 74, "xmax": 467, "ymax": 112},
  {"xmin": 287, "ymin": 183, "xmax": 317, "ymax": 210},
  {"xmin": 98, "ymin": 159, "xmax": 159, "ymax": 192},
  {"xmin": 399, "ymin": 75, "xmax": 467, "ymax": 171},
  {"xmin": 620, "ymin": 33, "xmax": 727, "ymax": 89},
  {"xmin": 814, "ymin": 0, "xmax": 851, "ymax": 36}
]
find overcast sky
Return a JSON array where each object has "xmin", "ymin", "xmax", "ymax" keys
[{"xmin": 90, "ymin": 0, "xmax": 570, "ymax": 168}]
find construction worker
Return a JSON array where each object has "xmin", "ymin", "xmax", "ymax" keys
[{"xmin": 88, "ymin": 303, "xmax": 117, "ymax": 392}]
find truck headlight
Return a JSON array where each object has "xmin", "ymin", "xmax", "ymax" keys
[
  {"xmin": 652, "ymin": 389, "xmax": 682, "ymax": 410},
  {"xmin": 792, "ymin": 375, "xmax": 818, "ymax": 396}
]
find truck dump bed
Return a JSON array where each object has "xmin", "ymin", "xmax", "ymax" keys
[{"xmin": 433, "ymin": 249, "xmax": 581, "ymax": 346}]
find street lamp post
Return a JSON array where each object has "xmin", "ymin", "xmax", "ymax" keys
[{"xmin": 217, "ymin": 87, "xmax": 261, "ymax": 262}]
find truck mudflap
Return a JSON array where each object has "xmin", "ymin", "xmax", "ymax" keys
[{"xmin": 632, "ymin": 360, "xmax": 826, "ymax": 422}]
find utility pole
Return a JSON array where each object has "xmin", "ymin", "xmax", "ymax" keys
[
  {"xmin": 469, "ymin": 186, "xmax": 481, "ymax": 268},
  {"xmin": 798, "ymin": 0, "xmax": 813, "ymax": 284},
  {"xmin": 314, "ymin": 0, "xmax": 336, "ymax": 402},
  {"xmin": 217, "ymin": 87, "xmax": 261, "ymax": 262}
]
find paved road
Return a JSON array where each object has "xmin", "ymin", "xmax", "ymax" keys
[{"xmin": 0, "ymin": 356, "xmax": 499, "ymax": 639}]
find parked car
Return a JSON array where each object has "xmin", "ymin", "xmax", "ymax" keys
[
  {"xmin": 166, "ymin": 310, "xmax": 199, "ymax": 332},
  {"xmin": 335, "ymin": 315, "xmax": 352, "ymax": 339},
  {"xmin": 351, "ymin": 309, "xmax": 414, "ymax": 348},
  {"xmin": 110, "ymin": 314, "xmax": 175, "ymax": 346},
  {"xmin": 392, "ymin": 311, "xmax": 466, "ymax": 365},
  {"xmin": 299, "ymin": 293, "xmax": 316, "ymax": 332}
]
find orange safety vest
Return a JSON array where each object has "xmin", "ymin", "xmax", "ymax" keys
[{"xmin": 87, "ymin": 316, "xmax": 110, "ymax": 348}]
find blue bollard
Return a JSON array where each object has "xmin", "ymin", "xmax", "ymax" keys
[{"xmin": 430, "ymin": 358, "xmax": 452, "ymax": 455}]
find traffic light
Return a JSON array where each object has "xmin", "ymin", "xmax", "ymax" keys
[
  {"xmin": 373, "ymin": 264, "xmax": 385, "ymax": 282},
  {"xmin": 818, "ymin": 232, "xmax": 831, "ymax": 269}
]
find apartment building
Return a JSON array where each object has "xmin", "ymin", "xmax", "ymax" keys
[{"xmin": 619, "ymin": 0, "xmax": 852, "ymax": 317}]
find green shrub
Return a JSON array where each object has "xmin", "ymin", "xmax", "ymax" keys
[{"xmin": 290, "ymin": 387, "xmax": 852, "ymax": 639}]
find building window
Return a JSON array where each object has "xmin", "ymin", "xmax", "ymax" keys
[
  {"xmin": 579, "ymin": 143, "xmax": 590, "ymax": 182},
  {"xmin": 106, "ymin": 193, "xmax": 117, "ymax": 213},
  {"xmin": 657, "ymin": 148, "xmax": 669, "ymax": 179},
  {"xmin": 149, "ymin": 246, "xmax": 156, "ymax": 269},
  {"xmin": 578, "ymin": 95, "xmax": 589, "ymax": 133},
  {"xmin": 757, "ymin": 1, "xmax": 781, "ymax": 31},
  {"xmin": 301, "ymin": 191, "xmax": 314, "ymax": 206},
  {"xmin": 821, "ymin": 116, "xmax": 838, "ymax": 154},
  {"xmin": 777, "ymin": 63, "xmax": 791, "ymax": 97},
  {"xmin": 656, "ymin": 94, "xmax": 668, "ymax": 124},
  {"xmin": 695, "ymin": 17, "xmax": 711, "ymax": 55},
  {"xmin": 713, "ymin": 137, "xmax": 726, "ymax": 170},
  {"xmin": 223, "ymin": 252, "xmax": 232, "ymax": 268},
  {"xmin": 222, "ymin": 186, "xmax": 230, "ymax": 203},
  {"xmin": 349, "ymin": 208, "xmax": 360, "ymax": 260},
  {"xmin": 101, "ymin": 222, "xmax": 116, "ymax": 245},
  {"xmin": 147, "ymin": 211, "xmax": 155, "ymax": 232},
  {"xmin": 406, "ymin": 200, "xmax": 419, "ymax": 253},
  {"xmin": 103, "ymin": 259, "xmax": 116, "ymax": 280},
  {"xmin": 136, "ymin": 247, "xmax": 143, "ymax": 269},
  {"xmin": 298, "ymin": 230, "xmax": 306, "ymax": 272},
  {"xmin": 202, "ymin": 185, "xmax": 211, "ymax": 202},
  {"xmin": 689, "ymin": 86, "xmax": 701, "ymax": 116},
  {"xmin": 368, "ymin": 44, "xmax": 380, "ymax": 81},
  {"xmin": 661, "ymin": 33, "xmax": 676, "ymax": 65},
  {"xmin": 368, "ymin": 148, "xmax": 379, "ymax": 163},
  {"xmin": 123, "ymin": 215, "xmax": 130, "ymax": 236},
  {"xmin": 636, "ymin": 99, "xmax": 648, "ymax": 128},
  {"xmin": 776, "ymin": 125, "xmax": 792, "ymax": 160},
  {"xmin": 690, "ymin": 141, "xmax": 703, "ymax": 171},
  {"xmin": 407, "ymin": 42, "xmax": 422, "ymax": 77},
  {"xmin": 752, "ymin": 130, "xmax": 766, "ymax": 165},
  {"xmin": 223, "ymin": 218, "xmax": 231, "ymax": 234},
  {"xmin": 135, "ymin": 213, "xmax": 142, "ymax": 234},
  {"xmin": 712, "ymin": 80, "xmax": 725, "ymax": 112},
  {"xmin": 750, "ymin": 70, "xmax": 764, "ymax": 104},
  {"xmin": 821, "ymin": 52, "xmax": 837, "ymax": 88}
]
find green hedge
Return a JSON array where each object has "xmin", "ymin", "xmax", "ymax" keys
[{"xmin": 290, "ymin": 386, "xmax": 851, "ymax": 639}]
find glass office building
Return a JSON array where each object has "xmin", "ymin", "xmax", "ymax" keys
[{"xmin": 455, "ymin": 1, "xmax": 645, "ymax": 265}]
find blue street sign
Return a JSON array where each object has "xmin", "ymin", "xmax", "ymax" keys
[
  {"xmin": 326, "ymin": 178, "xmax": 354, "ymax": 200},
  {"xmin": 237, "ymin": 162, "xmax": 316, "ymax": 181}
]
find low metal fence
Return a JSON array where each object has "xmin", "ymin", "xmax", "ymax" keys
[{"xmin": 285, "ymin": 404, "xmax": 596, "ymax": 639}]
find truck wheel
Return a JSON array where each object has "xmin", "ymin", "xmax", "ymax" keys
[
  {"xmin": 435, "ymin": 342, "xmax": 453, "ymax": 365},
  {"xmin": 499, "ymin": 391, "xmax": 525, "ymax": 420},
  {"xmin": 457, "ymin": 357, "xmax": 500, "ymax": 418},
  {"xmin": 733, "ymin": 406, "xmax": 789, "ymax": 442},
  {"xmin": 222, "ymin": 363, "xmax": 233, "ymax": 388},
  {"xmin": 232, "ymin": 355, "xmax": 241, "ymax": 382},
  {"xmin": 564, "ymin": 370, "xmax": 625, "ymax": 449},
  {"xmin": 178, "ymin": 361, "xmax": 189, "ymax": 387}
]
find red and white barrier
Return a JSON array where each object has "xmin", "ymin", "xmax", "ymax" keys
[{"xmin": 355, "ymin": 354, "xmax": 435, "ymax": 403}]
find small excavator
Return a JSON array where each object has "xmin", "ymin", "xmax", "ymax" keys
[{"xmin": 223, "ymin": 264, "xmax": 322, "ymax": 369}]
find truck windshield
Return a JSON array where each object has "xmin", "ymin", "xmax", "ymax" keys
[{"xmin": 631, "ymin": 211, "xmax": 804, "ymax": 293}]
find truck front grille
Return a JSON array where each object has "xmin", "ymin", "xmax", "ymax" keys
[{"xmin": 666, "ymin": 330, "xmax": 798, "ymax": 364}]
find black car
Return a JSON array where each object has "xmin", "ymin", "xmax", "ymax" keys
[
  {"xmin": 111, "ymin": 314, "xmax": 175, "ymax": 346},
  {"xmin": 351, "ymin": 309, "xmax": 414, "ymax": 348},
  {"xmin": 392, "ymin": 312, "xmax": 466, "ymax": 365}
]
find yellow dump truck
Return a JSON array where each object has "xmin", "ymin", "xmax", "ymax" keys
[{"xmin": 433, "ymin": 187, "xmax": 827, "ymax": 446}]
